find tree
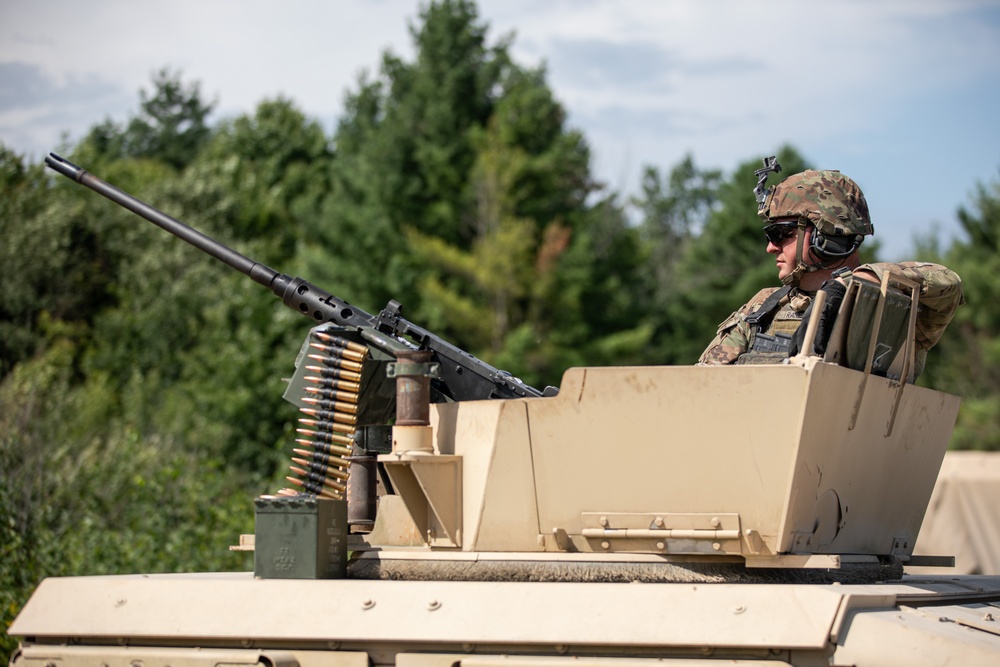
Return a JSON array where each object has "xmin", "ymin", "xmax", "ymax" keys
[
  {"xmin": 84, "ymin": 69, "xmax": 215, "ymax": 170},
  {"xmin": 633, "ymin": 155, "xmax": 722, "ymax": 314},
  {"xmin": 920, "ymin": 169, "xmax": 1000, "ymax": 449},
  {"xmin": 308, "ymin": 0, "xmax": 518, "ymax": 312},
  {"xmin": 404, "ymin": 61, "xmax": 598, "ymax": 363}
]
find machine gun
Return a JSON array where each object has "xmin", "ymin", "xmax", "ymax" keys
[{"xmin": 44, "ymin": 153, "xmax": 552, "ymax": 402}]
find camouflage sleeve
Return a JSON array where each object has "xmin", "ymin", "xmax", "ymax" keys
[
  {"xmin": 698, "ymin": 288, "xmax": 778, "ymax": 365},
  {"xmin": 857, "ymin": 262, "xmax": 965, "ymax": 352}
]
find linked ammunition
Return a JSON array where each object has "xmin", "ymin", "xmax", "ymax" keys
[
  {"xmin": 303, "ymin": 386, "xmax": 360, "ymax": 403},
  {"xmin": 300, "ymin": 406, "xmax": 357, "ymax": 425},
  {"xmin": 306, "ymin": 353, "xmax": 364, "ymax": 373},
  {"xmin": 289, "ymin": 465, "xmax": 348, "ymax": 493},
  {"xmin": 295, "ymin": 437, "xmax": 354, "ymax": 458},
  {"xmin": 308, "ymin": 341, "xmax": 366, "ymax": 363},
  {"xmin": 292, "ymin": 456, "xmax": 350, "ymax": 481},
  {"xmin": 304, "ymin": 366, "xmax": 362, "ymax": 382},
  {"xmin": 285, "ymin": 475, "xmax": 339, "ymax": 499},
  {"xmin": 313, "ymin": 331, "xmax": 369, "ymax": 355},
  {"xmin": 293, "ymin": 447, "xmax": 350, "ymax": 469},
  {"xmin": 295, "ymin": 428, "xmax": 354, "ymax": 447},
  {"xmin": 298, "ymin": 417, "xmax": 356, "ymax": 435},
  {"xmin": 303, "ymin": 376, "xmax": 362, "ymax": 393},
  {"xmin": 302, "ymin": 396, "xmax": 359, "ymax": 414}
]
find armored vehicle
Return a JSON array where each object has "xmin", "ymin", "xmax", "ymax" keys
[{"xmin": 9, "ymin": 156, "xmax": 1000, "ymax": 667}]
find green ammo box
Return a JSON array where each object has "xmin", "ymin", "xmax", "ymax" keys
[{"xmin": 253, "ymin": 496, "xmax": 348, "ymax": 579}]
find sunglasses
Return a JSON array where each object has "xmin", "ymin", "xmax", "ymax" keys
[{"xmin": 762, "ymin": 221, "xmax": 799, "ymax": 245}]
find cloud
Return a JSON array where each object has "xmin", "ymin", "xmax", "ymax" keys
[
  {"xmin": 0, "ymin": 61, "xmax": 133, "ymax": 156},
  {"xmin": 545, "ymin": 39, "xmax": 678, "ymax": 91},
  {"xmin": 0, "ymin": 62, "xmax": 123, "ymax": 112}
]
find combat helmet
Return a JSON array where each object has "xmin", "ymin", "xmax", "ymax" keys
[{"xmin": 758, "ymin": 167, "xmax": 874, "ymax": 285}]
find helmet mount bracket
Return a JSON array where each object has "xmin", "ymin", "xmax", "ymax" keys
[{"xmin": 754, "ymin": 156, "xmax": 783, "ymax": 211}]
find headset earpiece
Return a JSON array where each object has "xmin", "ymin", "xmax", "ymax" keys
[{"xmin": 810, "ymin": 232, "xmax": 862, "ymax": 261}]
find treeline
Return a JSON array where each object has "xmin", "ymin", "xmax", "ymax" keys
[{"xmin": 1, "ymin": 0, "xmax": 998, "ymax": 655}]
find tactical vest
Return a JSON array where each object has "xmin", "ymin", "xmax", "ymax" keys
[{"xmin": 736, "ymin": 286, "xmax": 808, "ymax": 365}]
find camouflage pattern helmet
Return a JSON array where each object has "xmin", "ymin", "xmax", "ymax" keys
[{"xmin": 759, "ymin": 170, "xmax": 874, "ymax": 238}]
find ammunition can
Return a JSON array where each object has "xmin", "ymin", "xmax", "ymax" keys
[{"xmin": 253, "ymin": 496, "xmax": 348, "ymax": 579}]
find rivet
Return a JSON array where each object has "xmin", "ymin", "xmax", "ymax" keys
[
  {"xmin": 362, "ymin": 599, "xmax": 376, "ymax": 610},
  {"xmin": 656, "ymin": 541, "xmax": 666, "ymax": 551},
  {"xmin": 711, "ymin": 516, "xmax": 721, "ymax": 528},
  {"xmin": 712, "ymin": 542, "xmax": 722, "ymax": 551},
  {"xmin": 654, "ymin": 517, "xmax": 664, "ymax": 528},
  {"xmin": 428, "ymin": 600, "xmax": 442, "ymax": 611},
  {"xmin": 599, "ymin": 516, "xmax": 609, "ymax": 527},
  {"xmin": 601, "ymin": 541, "xmax": 611, "ymax": 550}
]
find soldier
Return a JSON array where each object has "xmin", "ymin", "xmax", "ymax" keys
[{"xmin": 698, "ymin": 165, "xmax": 964, "ymax": 378}]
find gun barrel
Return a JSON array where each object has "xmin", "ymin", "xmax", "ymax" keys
[{"xmin": 45, "ymin": 153, "xmax": 279, "ymax": 289}]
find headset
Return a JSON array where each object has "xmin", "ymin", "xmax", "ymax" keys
[{"xmin": 810, "ymin": 230, "xmax": 864, "ymax": 262}]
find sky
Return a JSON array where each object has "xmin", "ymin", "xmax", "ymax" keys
[{"xmin": 2, "ymin": 0, "xmax": 999, "ymax": 260}]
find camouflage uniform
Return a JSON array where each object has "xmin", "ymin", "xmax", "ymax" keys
[
  {"xmin": 698, "ymin": 261, "xmax": 965, "ymax": 376},
  {"xmin": 699, "ymin": 166, "xmax": 963, "ymax": 374},
  {"xmin": 699, "ymin": 286, "xmax": 807, "ymax": 365}
]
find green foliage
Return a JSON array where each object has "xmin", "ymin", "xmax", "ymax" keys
[
  {"xmin": 310, "ymin": 0, "xmax": 519, "ymax": 310},
  {"xmin": 85, "ymin": 68, "xmax": 215, "ymax": 170},
  {"xmin": 0, "ymin": 346, "xmax": 256, "ymax": 659},
  {"xmin": 401, "ymin": 57, "xmax": 607, "ymax": 385},
  {"xmin": 0, "ymin": 146, "xmax": 50, "ymax": 375},
  {"xmin": 632, "ymin": 155, "xmax": 722, "ymax": 317},
  {"xmin": 919, "ymin": 170, "xmax": 1000, "ymax": 449}
]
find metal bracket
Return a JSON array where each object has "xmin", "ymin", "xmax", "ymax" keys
[
  {"xmin": 754, "ymin": 155, "xmax": 783, "ymax": 210},
  {"xmin": 745, "ymin": 554, "xmax": 879, "ymax": 569},
  {"xmin": 379, "ymin": 453, "xmax": 463, "ymax": 548},
  {"xmin": 905, "ymin": 554, "xmax": 956, "ymax": 568},
  {"xmin": 890, "ymin": 535, "xmax": 914, "ymax": 557},
  {"xmin": 580, "ymin": 513, "xmax": 741, "ymax": 555},
  {"xmin": 387, "ymin": 360, "xmax": 441, "ymax": 379}
]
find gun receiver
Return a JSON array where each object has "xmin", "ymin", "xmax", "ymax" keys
[{"xmin": 45, "ymin": 153, "xmax": 549, "ymax": 401}]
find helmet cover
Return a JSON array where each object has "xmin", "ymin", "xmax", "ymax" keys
[{"xmin": 759, "ymin": 170, "xmax": 873, "ymax": 238}]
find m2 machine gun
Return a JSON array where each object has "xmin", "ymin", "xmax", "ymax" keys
[{"xmin": 43, "ymin": 153, "xmax": 549, "ymax": 403}]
